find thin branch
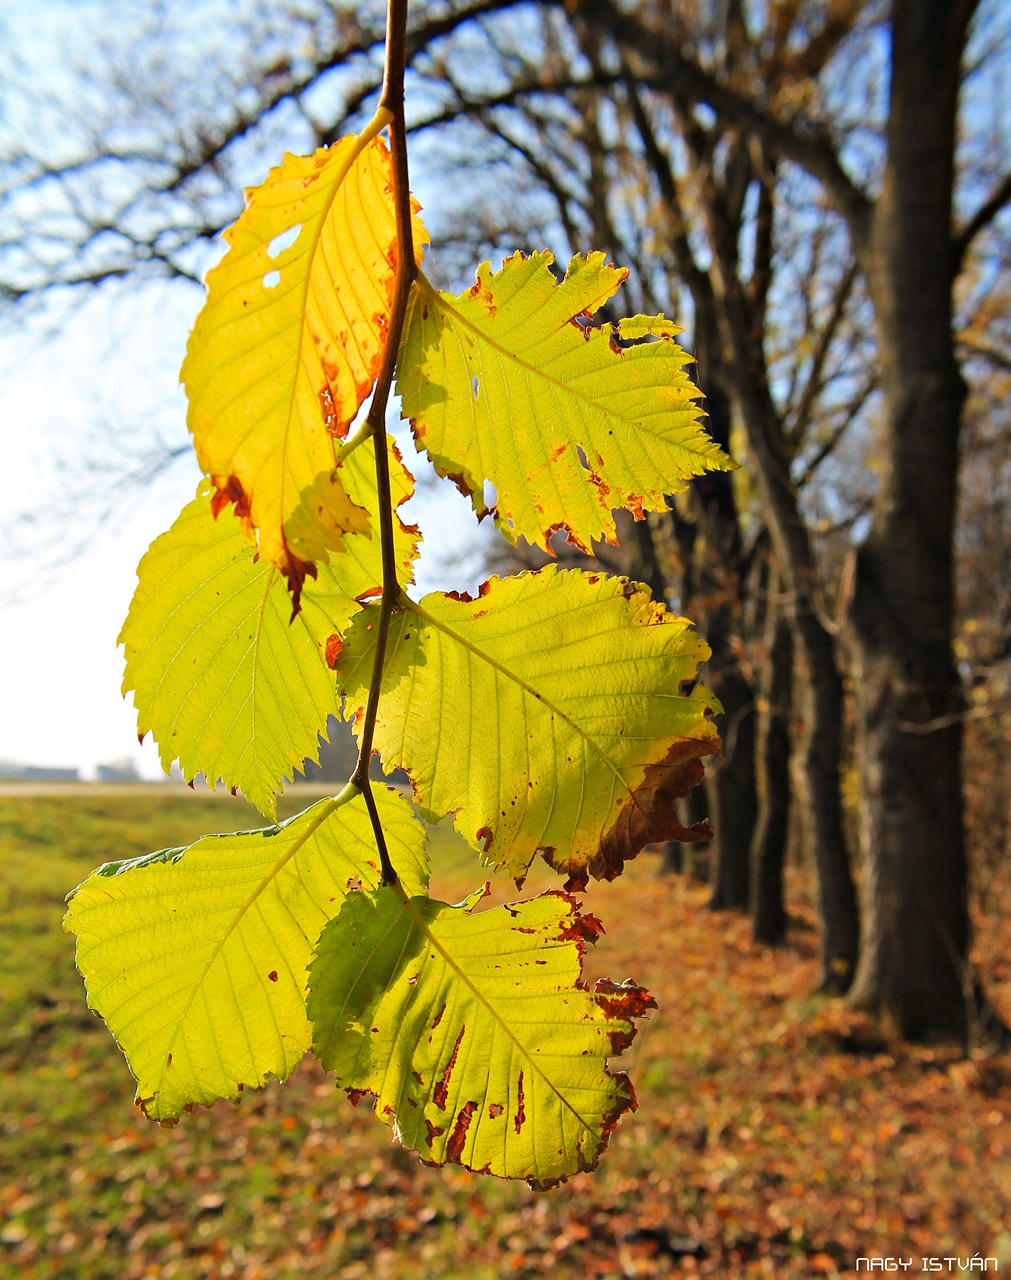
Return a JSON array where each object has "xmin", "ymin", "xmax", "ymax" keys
[
  {"xmin": 407, "ymin": 73, "xmax": 615, "ymax": 136},
  {"xmin": 626, "ymin": 85, "xmax": 709, "ymax": 299},
  {"xmin": 955, "ymin": 171, "xmax": 1011, "ymax": 264},
  {"xmin": 958, "ymin": 335, "xmax": 1011, "ymax": 373},
  {"xmin": 477, "ymin": 112, "xmax": 583, "ymax": 251},
  {"xmin": 580, "ymin": 0, "xmax": 874, "ymax": 248},
  {"xmin": 794, "ymin": 371, "xmax": 878, "ymax": 486},
  {"xmin": 899, "ymin": 703, "xmax": 1001, "ymax": 734},
  {"xmin": 787, "ymin": 259, "xmax": 858, "ymax": 447},
  {"xmin": 749, "ymin": 156, "xmax": 776, "ymax": 319},
  {"xmin": 348, "ymin": 0, "xmax": 417, "ymax": 888},
  {"xmin": 165, "ymin": 0, "xmax": 524, "ymax": 193}
]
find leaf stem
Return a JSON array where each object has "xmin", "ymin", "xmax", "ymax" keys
[
  {"xmin": 349, "ymin": 0, "xmax": 416, "ymax": 888},
  {"xmin": 334, "ymin": 416, "xmax": 375, "ymax": 462}
]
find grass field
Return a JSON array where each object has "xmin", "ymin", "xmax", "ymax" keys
[{"xmin": 1, "ymin": 787, "xmax": 1010, "ymax": 1279}]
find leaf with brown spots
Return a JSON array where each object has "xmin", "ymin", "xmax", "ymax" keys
[
  {"xmin": 398, "ymin": 251, "xmax": 732, "ymax": 552},
  {"xmin": 333, "ymin": 567, "xmax": 721, "ymax": 884},
  {"xmin": 307, "ymin": 884, "xmax": 652, "ymax": 1187},
  {"xmin": 121, "ymin": 434, "xmax": 418, "ymax": 818},
  {"xmin": 182, "ymin": 125, "xmax": 427, "ymax": 592}
]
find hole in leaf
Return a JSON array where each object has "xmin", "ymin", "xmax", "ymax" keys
[
  {"xmin": 483, "ymin": 479, "xmax": 497, "ymax": 508},
  {"xmin": 263, "ymin": 270, "xmax": 281, "ymax": 289},
  {"xmin": 576, "ymin": 444, "xmax": 590, "ymax": 470},
  {"xmin": 267, "ymin": 223, "xmax": 302, "ymax": 258},
  {"xmin": 472, "ymin": 375, "xmax": 479, "ymax": 398}
]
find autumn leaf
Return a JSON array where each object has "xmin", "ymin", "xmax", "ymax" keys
[
  {"xmin": 307, "ymin": 883, "xmax": 653, "ymax": 1187},
  {"xmin": 182, "ymin": 128, "xmax": 427, "ymax": 595},
  {"xmin": 64, "ymin": 789, "xmax": 428, "ymax": 1123},
  {"xmin": 120, "ymin": 437, "xmax": 418, "ymax": 818},
  {"xmin": 335, "ymin": 568, "xmax": 720, "ymax": 886},
  {"xmin": 398, "ymin": 251, "xmax": 731, "ymax": 551}
]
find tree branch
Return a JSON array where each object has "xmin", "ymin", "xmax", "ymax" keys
[
  {"xmin": 580, "ymin": 0, "xmax": 874, "ymax": 249},
  {"xmin": 787, "ymin": 259, "xmax": 858, "ymax": 447},
  {"xmin": 347, "ymin": 0, "xmax": 418, "ymax": 888},
  {"xmin": 954, "ymin": 170, "xmax": 1011, "ymax": 264},
  {"xmin": 794, "ymin": 370, "xmax": 878, "ymax": 486}
]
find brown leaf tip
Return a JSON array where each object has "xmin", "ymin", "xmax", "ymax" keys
[
  {"xmin": 544, "ymin": 521, "xmax": 591, "ymax": 555},
  {"xmin": 281, "ymin": 551, "xmax": 318, "ymax": 621},
  {"xmin": 558, "ymin": 909, "xmax": 604, "ymax": 944},
  {"xmin": 567, "ymin": 736, "xmax": 721, "ymax": 887},
  {"xmin": 593, "ymin": 976, "xmax": 657, "ymax": 1023},
  {"xmin": 210, "ymin": 474, "xmax": 252, "ymax": 528}
]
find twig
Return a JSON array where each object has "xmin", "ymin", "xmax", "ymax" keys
[
  {"xmin": 348, "ymin": 0, "xmax": 416, "ymax": 887},
  {"xmin": 898, "ymin": 704, "xmax": 1001, "ymax": 734}
]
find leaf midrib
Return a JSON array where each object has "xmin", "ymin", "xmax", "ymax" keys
[
  {"xmin": 402, "ymin": 594, "xmax": 634, "ymax": 801},
  {"xmin": 415, "ymin": 269, "xmax": 706, "ymax": 444},
  {"xmin": 398, "ymin": 888, "xmax": 611, "ymax": 1147}
]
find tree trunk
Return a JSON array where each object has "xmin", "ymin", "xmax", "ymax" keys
[
  {"xmin": 707, "ymin": 669, "xmax": 757, "ymax": 910},
  {"xmin": 687, "ymin": 376, "xmax": 758, "ymax": 913},
  {"xmin": 752, "ymin": 598, "xmax": 793, "ymax": 945},
  {"xmin": 846, "ymin": 0, "xmax": 988, "ymax": 1040},
  {"xmin": 723, "ymin": 350, "xmax": 860, "ymax": 990},
  {"xmin": 659, "ymin": 110, "xmax": 861, "ymax": 982}
]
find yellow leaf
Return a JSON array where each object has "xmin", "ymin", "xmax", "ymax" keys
[
  {"xmin": 336, "ymin": 568, "xmax": 721, "ymax": 886},
  {"xmin": 398, "ymin": 251, "xmax": 731, "ymax": 552},
  {"xmin": 308, "ymin": 884, "xmax": 652, "ymax": 1187},
  {"xmin": 183, "ymin": 127, "xmax": 428, "ymax": 595},
  {"xmin": 120, "ymin": 435, "xmax": 419, "ymax": 817},
  {"xmin": 65, "ymin": 789, "xmax": 429, "ymax": 1122}
]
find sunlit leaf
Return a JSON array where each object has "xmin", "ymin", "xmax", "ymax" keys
[
  {"xmin": 398, "ymin": 250, "xmax": 731, "ymax": 551},
  {"xmin": 308, "ymin": 883, "xmax": 653, "ymax": 1187},
  {"xmin": 336, "ymin": 568, "xmax": 720, "ymax": 886},
  {"xmin": 182, "ymin": 131, "xmax": 428, "ymax": 593},
  {"xmin": 121, "ymin": 437, "xmax": 418, "ymax": 818},
  {"xmin": 64, "ymin": 788, "xmax": 428, "ymax": 1123}
]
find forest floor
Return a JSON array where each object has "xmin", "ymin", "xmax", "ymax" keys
[{"xmin": 1, "ymin": 788, "xmax": 1010, "ymax": 1279}]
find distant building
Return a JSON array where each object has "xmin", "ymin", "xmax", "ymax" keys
[{"xmin": 0, "ymin": 761, "xmax": 79, "ymax": 782}]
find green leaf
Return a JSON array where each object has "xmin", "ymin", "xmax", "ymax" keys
[
  {"xmin": 398, "ymin": 251, "xmax": 732, "ymax": 551},
  {"xmin": 336, "ymin": 568, "xmax": 720, "ymax": 886},
  {"xmin": 307, "ymin": 883, "xmax": 653, "ymax": 1188},
  {"xmin": 64, "ymin": 788, "xmax": 428, "ymax": 1123},
  {"xmin": 121, "ymin": 436, "xmax": 418, "ymax": 818},
  {"xmin": 182, "ymin": 128, "xmax": 427, "ymax": 592}
]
